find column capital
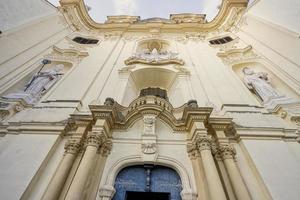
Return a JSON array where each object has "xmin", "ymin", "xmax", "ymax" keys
[
  {"xmin": 186, "ymin": 143, "xmax": 200, "ymax": 159},
  {"xmin": 86, "ymin": 131, "xmax": 105, "ymax": 148},
  {"xmin": 195, "ymin": 135, "xmax": 212, "ymax": 151},
  {"xmin": 99, "ymin": 140, "xmax": 113, "ymax": 156},
  {"xmin": 64, "ymin": 138, "xmax": 82, "ymax": 155},
  {"xmin": 218, "ymin": 144, "xmax": 236, "ymax": 160},
  {"xmin": 211, "ymin": 142, "xmax": 223, "ymax": 161}
]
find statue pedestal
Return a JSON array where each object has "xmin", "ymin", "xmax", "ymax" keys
[
  {"xmin": 3, "ymin": 93, "xmax": 37, "ymax": 105},
  {"xmin": 264, "ymin": 95, "xmax": 300, "ymax": 111}
]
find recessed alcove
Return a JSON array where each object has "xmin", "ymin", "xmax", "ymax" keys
[
  {"xmin": 1, "ymin": 60, "xmax": 72, "ymax": 106},
  {"xmin": 232, "ymin": 61, "xmax": 299, "ymax": 102},
  {"xmin": 2, "ymin": 61, "xmax": 72, "ymax": 96},
  {"xmin": 120, "ymin": 66, "xmax": 187, "ymax": 107}
]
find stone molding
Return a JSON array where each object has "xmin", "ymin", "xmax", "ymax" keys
[
  {"xmin": 98, "ymin": 185, "xmax": 116, "ymax": 199},
  {"xmin": 124, "ymin": 56, "xmax": 184, "ymax": 66},
  {"xmin": 217, "ymin": 45, "xmax": 260, "ymax": 65},
  {"xmin": 44, "ymin": 46, "xmax": 89, "ymax": 64},
  {"xmin": 87, "ymin": 96, "xmax": 213, "ymax": 133},
  {"xmin": 59, "ymin": 0, "xmax": 248, "ymax": 32}
]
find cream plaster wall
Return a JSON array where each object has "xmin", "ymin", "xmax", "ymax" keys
[
  {"xmin": 0, "ymin": 134, "xmax": 59, "ymax": 200},
  {"xmin": 243, "ymin": 139, "xmax": 300, "ymax": 200},
  {"xmin": 248, "ymin": 0, "xmax": 300, "ymax": 33},
  {"xmin": 0, "ymin": 13, "xmax": 71, "ymax": 95},
  {"xmin": 0, "ymin": 0, "xmax": 56, "ymax": 31},
  {"xmin": 236, "ymin": 15, "xmax": 300, "ymax": 95}
]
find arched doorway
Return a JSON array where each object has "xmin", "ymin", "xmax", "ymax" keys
[{"xmin": 112, "ymin": 165, "xmax": 182, "ymax": 200}]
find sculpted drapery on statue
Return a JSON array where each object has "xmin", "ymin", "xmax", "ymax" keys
[
  {"xmin": 3, "ymin": 64, "xmax": 64, "ymax": 104},
  {"xmin": 242, "ymin": 67, "xmax": 280, "ymax": 102}
]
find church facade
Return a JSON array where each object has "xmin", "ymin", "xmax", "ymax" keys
[{"xmin": 0, "ymin": 0, "xmax": 300, "ymax": 200}]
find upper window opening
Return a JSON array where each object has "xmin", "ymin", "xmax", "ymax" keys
[
  {"xmin": 209, "ymin": 36, "xmax": 233, "ymax": 45},
  {"xmin": 72, "ymin": 37, "xmax": 99, "ymax": 44}
]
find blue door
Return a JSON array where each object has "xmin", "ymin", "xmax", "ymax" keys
[{"xmin": 113, "ymin": 165, "xmax": 182, "ymax": 200}]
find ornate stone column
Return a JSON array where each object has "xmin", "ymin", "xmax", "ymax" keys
[
  {"xmin": 65, "ymin": 124, "xmax": 106, "ymax": 200},
  {"xmin": 219, "ymin": 144, "xmax": 251, "ymax": 200},
  {"xmin": 86, "ymin": 140, "xmax": 113, "ymax": 200},
  {"xmin": 196, "ymin": 134, "xmax": 227, "ymax": 200},
  {"xmin": 42, "ymin": 120, "xmax": 90, "ymax": 200},
  {"xmin": 42, "ymin": 137, "xmax": 81, "ymax": 200},
  {"xmin": 187, "ymin": 143, "xmax": 209, "ymax": 200},
  {"xmin": 211, "ymin": 142, "xmax": 236, "ymax": 200}
]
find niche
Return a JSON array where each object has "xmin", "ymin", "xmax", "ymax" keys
[
  {"xmin": 1, "ymin": 60, "xmax": 72, "ymax": 105},
  {"xmin": 121, "ymin": 67, "xmax": 185, "ymax": 107},
  {"xmin": 232, "ymin": 61, "xmax": 299, "ymax": 103}
]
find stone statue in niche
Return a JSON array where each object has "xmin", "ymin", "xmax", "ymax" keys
[
  {"xmin": 242, "ymin": 67, "xmax": 280, "ymax": 102},
  {"xmin": 3, "ymin": 64, "xmax": 64, "ymax": 104}
]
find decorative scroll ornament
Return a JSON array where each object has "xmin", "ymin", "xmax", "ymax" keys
[
  {"xmin": 141, "ymin": 143, "xmax": 157, "ymax": 154},
  {"xmin": 44, "ymin": 46, "xmax": 89, "ymax": 64},
  {"xmin": 125, "ymin": 48, "xmax": 184, "ymax": 65},
  {"xmin": 217, "ymin": 45, "xmax": 260, "ymax": 65}
]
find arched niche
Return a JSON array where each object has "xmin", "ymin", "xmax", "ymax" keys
[
  {"xmin": 232, "ymin": 61, "xmax": 299, "ymax": 102},
  {"xmin": 120, "ymin": 65, "xmax": 188, "ymax": 107},
  {"xmin": 1, "ymin": 60, "xmax": 73, "ymax": 104}
]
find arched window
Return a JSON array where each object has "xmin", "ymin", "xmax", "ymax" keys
[
  {"xmin": 209, "ymin": 36, "xmax": 233, "ymax": 45},
  {"xmin": 72, "ymin": 36, "xmax": 99, "ymax": 44}
]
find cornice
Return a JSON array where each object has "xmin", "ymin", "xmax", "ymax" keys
[
  {"xmin": 59, "ymin": 0, "xmax": 248, "ymax": 33},
  {"xmin": 88, "ymin": 96, "xmax": 213, "ymax": 132}
]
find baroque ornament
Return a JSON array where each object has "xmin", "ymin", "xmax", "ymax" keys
[
  {"xmin": 125, "ymin": 48, "xmax": 184, "ymax": 65},
  {"xmin": 64, "ymin": 138, "xmax": 81, "ymax": 155},
  {"xmin": 196, "ymin": 135, "xmax": 212, "ymax": 151},
  {"xmin": 141, "ymin": 143, "xmax": 157, "ymax": 154}
]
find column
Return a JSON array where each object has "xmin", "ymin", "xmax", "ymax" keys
[
  {"xmin": 65, "ymin": 129, "xmax": 105, "ymax": 200},
  {"xmin": 212, "ymin": 144, "xmax": 236, "ymax": 200},
  {"xmin": 187, "ymin": 143, "xmax": 209, "ymax": 200},
  {"xmin": 42, "ymin": 125, "xmax": 87, "ymax": 200},
  {"xmin": 196, "ymin": 135, "xmax": 227, "ymax": 200},
  {"xmin": 86, "ymin": 140, "xmax": 113, "ymax": 200},
  {"xmin": 219, "ymin": 144, "xmax": 251, "ymax": 200}
]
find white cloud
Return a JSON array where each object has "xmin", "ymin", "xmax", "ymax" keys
[{"xmin": 113, "ymin": 0, "xmax": 138, "ymax": 15}]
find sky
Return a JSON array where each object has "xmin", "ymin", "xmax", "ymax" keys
[{"xmin": 48, "ymin": 0, "xmax": 222, "ymax": 22}]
